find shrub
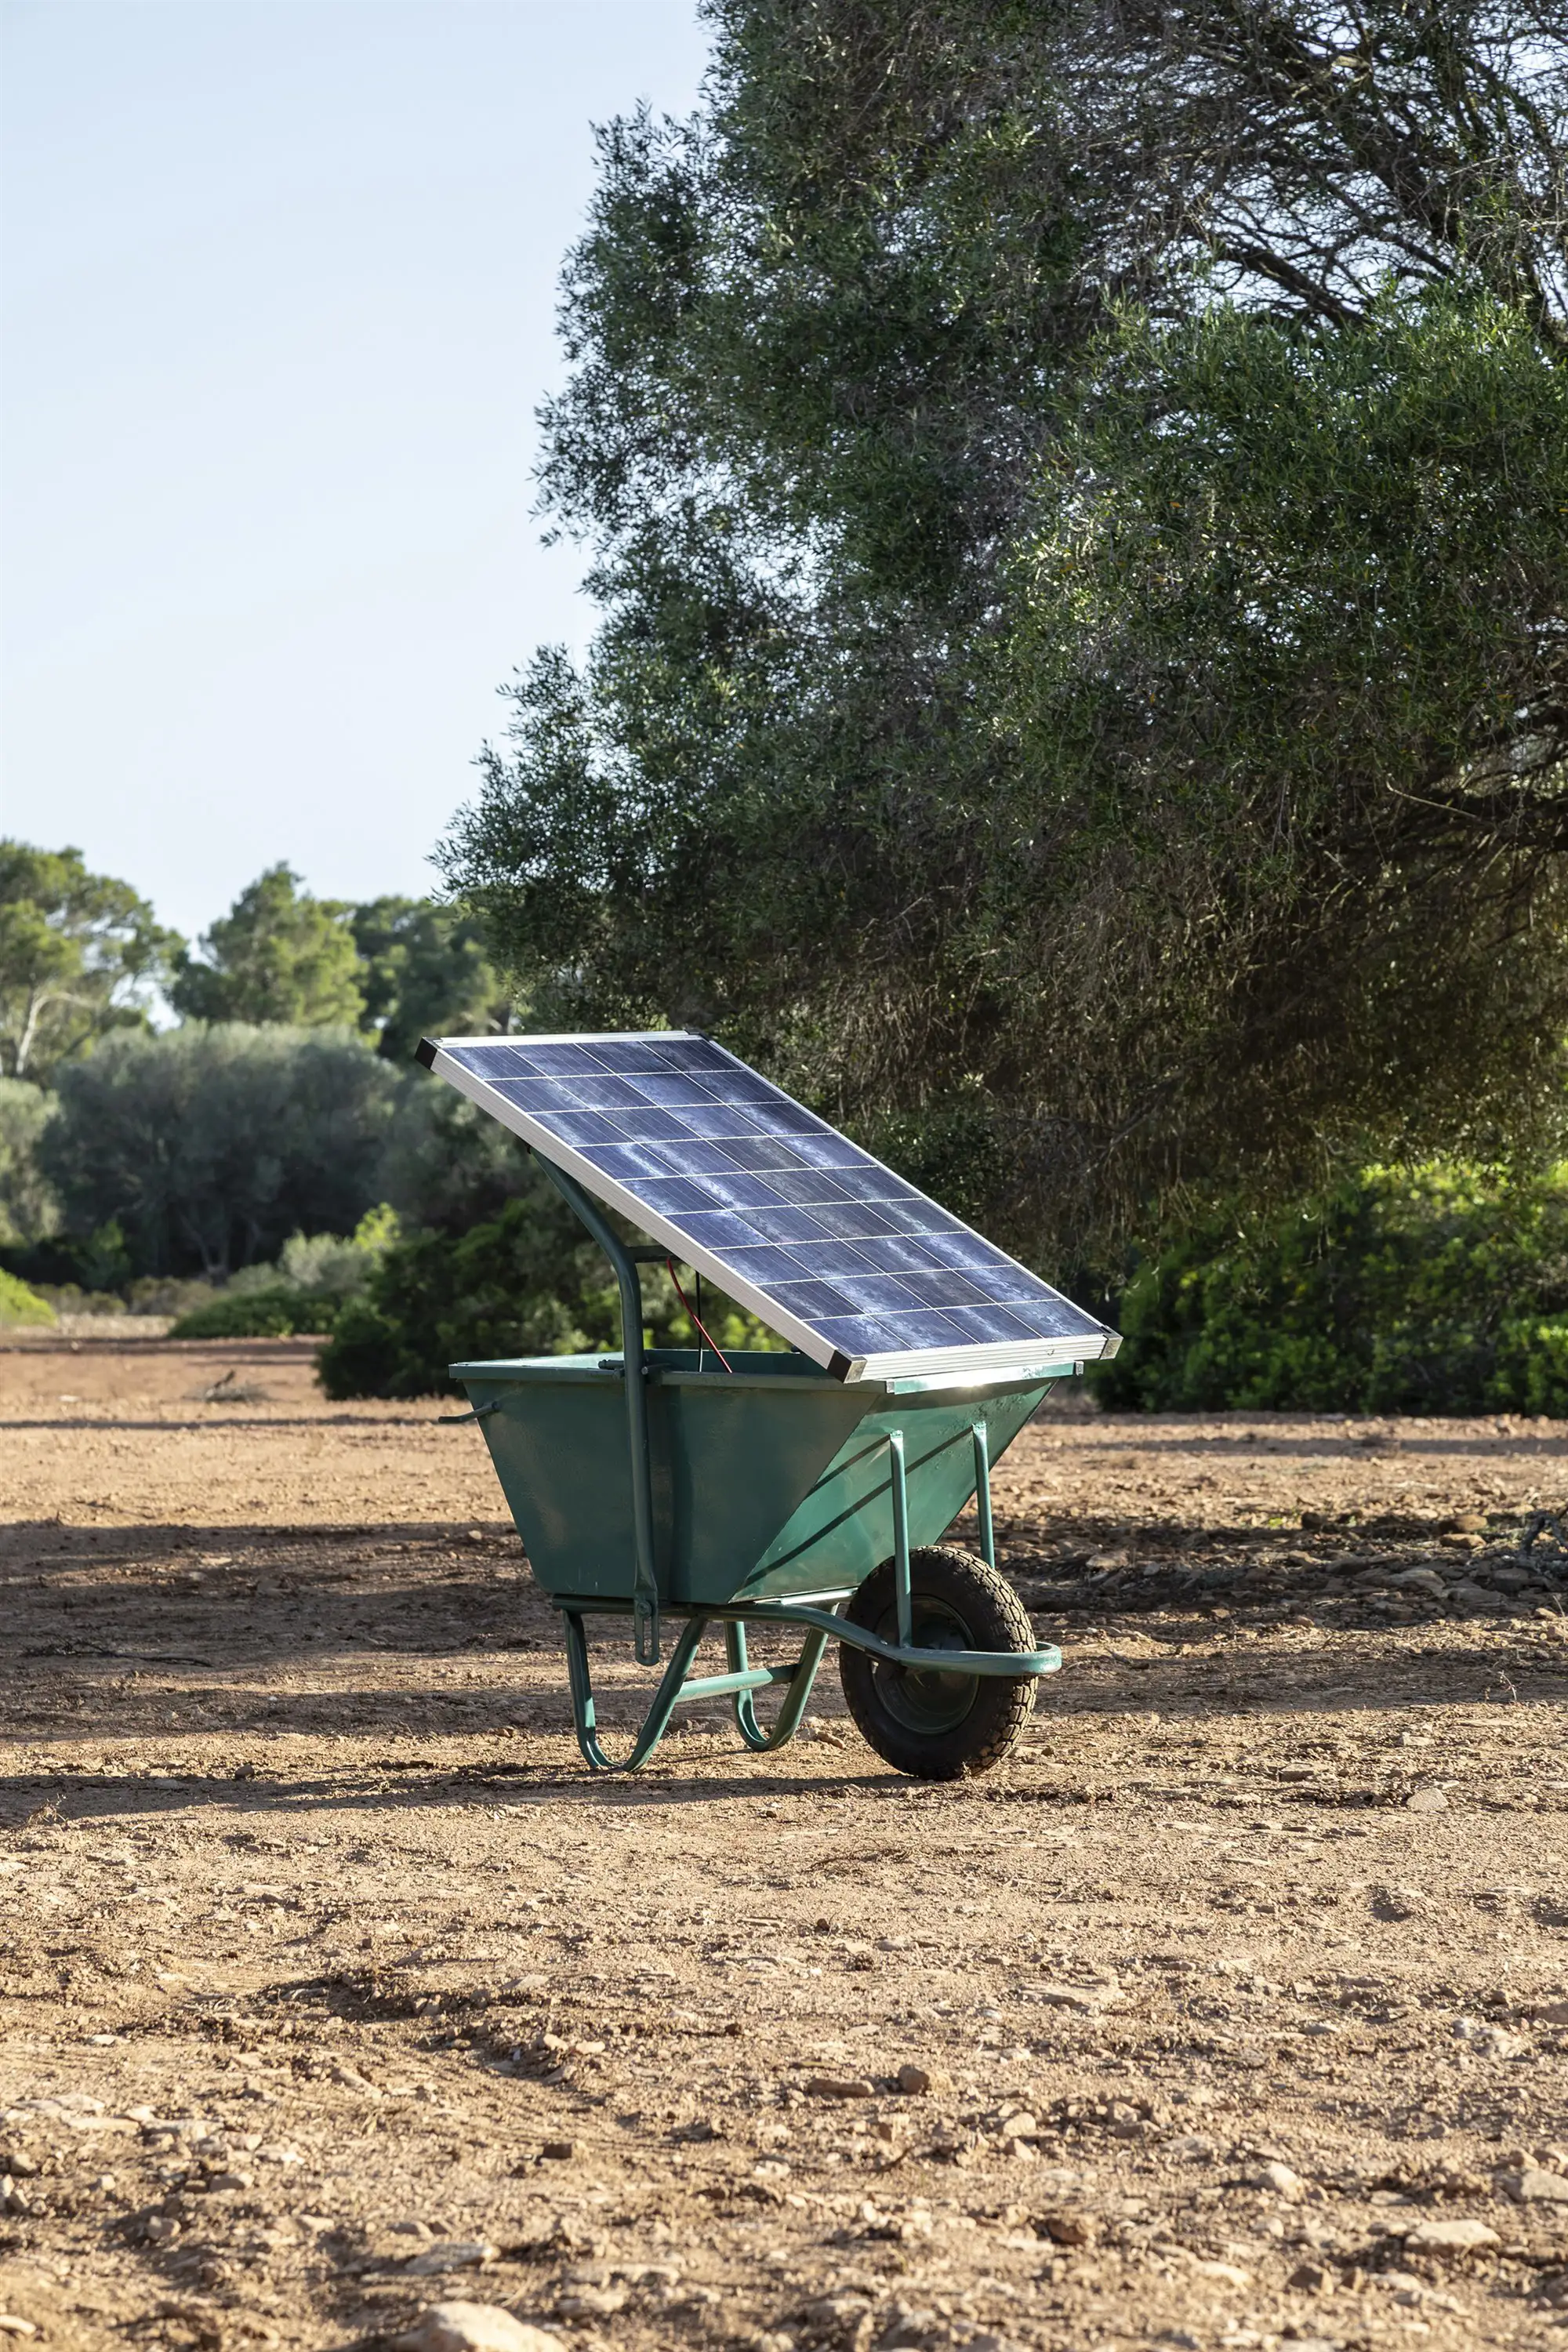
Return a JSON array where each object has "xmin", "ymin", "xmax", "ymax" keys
[
  {"xmin": 170, "ymin": 1285, "xmax": 334, "ymax": 1340},
  {"xmin": 277, "ymin": 1206, "xmax": 397, "ymax": 1301},
  {"xmin": 318, "ymin": 1184, "xmax": 779, "ymax": 1399},
  {"xmin": 1096, "ymin": 1163, "xmax": 1568, "ymax": 1414},
  {"xmin": 34, "ymin": 1283, "xmax": 126, "ymax": 1318},
  {"xmin": 0, "ymin": 1268, "xmax": 55, "ymax": 1327},
  {"xmin": 168, "ymin": 1209, "xmax": 397, "ymax": 1340},
  {"xmin": 126, "ymin": 1276, "xmax": 220, "ymax": 1318}
]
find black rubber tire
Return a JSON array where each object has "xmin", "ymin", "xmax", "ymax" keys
[{"xmin": 838, "ymin": 1544, "xmax": 1037, "ymax": 1780}]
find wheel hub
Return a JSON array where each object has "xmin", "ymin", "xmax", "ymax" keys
[{"xmin": 872, "ymin": 1597, "xmax": 978, "ymax": 1733}]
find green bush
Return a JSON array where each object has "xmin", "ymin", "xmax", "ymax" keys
[
  {"xmin": 170, "ymin": 1285, "xmax": 335, "ymax": 1340},
  {"xmin": 318, "ymin": 1186, "xmax": 780, "ymax": 1399},
  {"xmin": 34, "ymin": 1283, "xmax": 126, "ymax": 1319},
  {"xmin": 166, "ymin": 1210, "xmax": 397, "ymax": 1341},
  {"xmin": 126, "ymin": 1276, "xmax": 220, "ymax": 1319},
  {"xmin": 1096, "ymin": 1163, "xmax": 1568, "ymax": 1415},
  {"xmin": 0, "ymin": 1268, "xmax": 55, "ymax": 1327}
]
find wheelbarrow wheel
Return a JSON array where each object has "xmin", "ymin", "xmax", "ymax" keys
[{"xmin": 839, "ymin": 1544, "xmax": 1036, "ymax": 1780}]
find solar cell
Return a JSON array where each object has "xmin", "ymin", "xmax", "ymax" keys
[{"xmin": 419, "ymin": 1030, "xmax": 1118, "ymax": 1380}]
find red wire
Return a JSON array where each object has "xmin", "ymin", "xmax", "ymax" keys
[{"xmin": 666, "ymin": 1258, "xmax": 734, "ymax": 1373}]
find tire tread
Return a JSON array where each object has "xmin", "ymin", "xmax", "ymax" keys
[{"xmin": 838, "ymin": 1544, "xmax": 1038, "ymax": 1780}]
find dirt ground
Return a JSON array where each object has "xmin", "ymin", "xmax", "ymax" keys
[{"xmin": 3, "ymin": 1336, "xmax": 1567, "ymax": 2352}]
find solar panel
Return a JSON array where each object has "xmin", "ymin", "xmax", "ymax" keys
[{"xmin": 417, "ymin": 1032, "xmax": 1120, "ymax": 1382}]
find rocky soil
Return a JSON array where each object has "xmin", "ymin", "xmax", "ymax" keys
[{"xmin": 2, "ymin": 1336, "xmax": 1566, "ymax": 2352}]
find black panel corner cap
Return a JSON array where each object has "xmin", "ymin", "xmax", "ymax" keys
[{"xmin": 415, "ymin": 1036, "xmax": 438, "ymax": 1069}]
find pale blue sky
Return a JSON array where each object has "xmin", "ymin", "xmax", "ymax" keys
[{"xmin": 1, "ymin": 0, "xmax": 711, "ymax": 943}]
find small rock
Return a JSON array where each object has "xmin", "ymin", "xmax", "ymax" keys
[
  {"xmin": 394, "ymin": 2305, "xmax": 564, "ymax": 2352},
  {"xmin": 1188, "ymin": 2258, "xmax": 1250, "ymax": 2285},
  {"xmin": 805, "ymin": 2075, "xmax": 876, "ymax": 2100},
  {"xmin": 1167, "ymin": 2134, "xmax": 1218, "ymax": 2162},
  {"xmin": 995, "ymin": 2111, "xmax": 1037, "ymax": 2140},
  {"xmin": 875, "ymin": 2298, "xmax": 936, "ymax": 2347},
  {"xmin": 1406, "ymin": 1787, "xmax": 1449, "ymax": 1813},
  {"xmin": 406, "ymin": 2240, "xmax": 500, "ymax": 2277},
  {"xmin": 1288, "ymin": 2259, "xmax": 1330, "ymax": 2290},
  {"xmin": 0, "ymin": 2322, "xmax": 38, "ymax": 2341},
  {"xmin": 800, "ymin": 2296, "xmax": 873, "ymax": 2326},
  {"xmin": 1402, "ymin": 2216, "xmax": 1500, "ymax": 2254},
  {"xmin": 540, "ymin": 2140, "xmax": 575, "ymax": 2161},
  {"xmin": 1036, "ymin": 2209, "xmax": 1096, "ymax": 2246},
  {"xmin": 1030, "ymin": 1979, "xmax": 1121, "ymax": 2013},
  {"xmin": 1507, "ymin": 2166, "xmax": 1568, "ymax": 2203},
  {"xmin": 1248, "ymin": 2158, "xmax": 1305, "ymax": 2200},
  {"xmin": 554, "ymin": 2286, "xmax": 626, "ymax": 2318},
  {"xmin": 895, "ymin": 2063, "xmax": 950, "ymax": 2096}
]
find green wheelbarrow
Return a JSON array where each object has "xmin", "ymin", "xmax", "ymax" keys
[{"xmin": 445, "ymin": 1157, "xmax": 1077, "ymax": 1780}]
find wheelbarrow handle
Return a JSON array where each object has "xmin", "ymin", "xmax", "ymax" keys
[{"xmin": 437, "ymin": 1399, "xmax": 502, "ymax": 1427}]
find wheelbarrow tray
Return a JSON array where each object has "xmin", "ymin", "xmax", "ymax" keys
[{"xmin": 450, "ymin": 1348, "xmax": 1058, "ymax": 1610}]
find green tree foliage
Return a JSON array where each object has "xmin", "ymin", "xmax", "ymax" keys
[
  {"xmin": 0, "ymin": 843, "xmax": 177, "ymax": 1083},
  {"xmin": 170, "ymin": 866, "xmax": 366, "ymax": 1028},
  {"xmin": 0, "ymin": 1079, "xmax": 58, "ymax": 1244},
  {"xmin": 1098, "ymin": 1166, "xmax": 1568, "ymax": 1416},
  {"xmin": 377, "ymin": 1078, "xmax": 543, "ymax": 1236},
  {"xmin": 38, "ymin": 1025, "xmax": 401, "ymax": 1277},
  {"xmin": 349, "ymin": 897, "xmax": 514, "ymax": 1063},
  {"xmin": 169, "ymin": 869, "xmax": 516, "ymax": 1063},
  {"xmin": 440, "ymin": 2, "xmax": 1568, "ymax": 1267},
  {"xmin": 1000, "ymin": 288, "xmax": 1568, "ymax": 1233}
]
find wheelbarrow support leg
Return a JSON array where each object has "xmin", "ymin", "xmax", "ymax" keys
[
  {"xmin": 532, "ymin": 1157, "xmax": 662, "ymax": 1666},
  {"xmin": 888, "ymin": 1428, "xmax": 913, "ymax": 1649},
  {"xmin": 971, "ymin": 1419, "xmax": 996, "ymax": 1570},
  {"xmin": 562, "ymin": 1610, "xmax": 710, "ymax": 1771},
  {"xmin": 725, "ymin": 1619, "xmax": 831, "ymax": 1753}
]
